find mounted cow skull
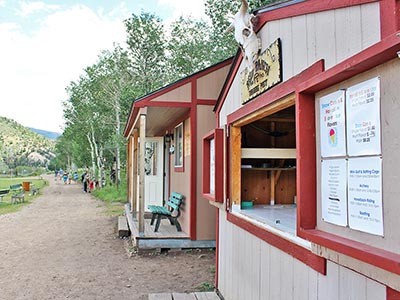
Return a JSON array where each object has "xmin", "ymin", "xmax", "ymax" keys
[{"xmin": 226, "ymin": 0, "xmax": 261, "ymax": 70}]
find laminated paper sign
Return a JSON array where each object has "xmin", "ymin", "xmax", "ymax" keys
[
  {"xmin": 321, "ymin": 159, "xmax": 348, "ymax": 226},
  {"xmin": 347, "ymin": 156, "xmax": 383, "ymax": 236},
  {"xmin": 346, "ymin": 77, "xmax": 381, "ymax": 156},
  {"xmin": 319, "ymin": 90, "xmax": 346, "ymax": 157}
]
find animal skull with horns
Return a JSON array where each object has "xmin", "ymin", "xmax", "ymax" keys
[{"xmin": 226, "ymin": 0, "xmax": 261, "ymax": 70}]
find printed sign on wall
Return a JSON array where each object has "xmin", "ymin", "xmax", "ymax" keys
[
  {"xmin": 320, "ymin": 90, "xmax": 346, "ymax": 157},
  {"xmin": 346, "ymin": 77, "xmax": 381, "ymax": 156},
  {"xmin": 347, "ymin": 156, "xmax": 383, "ymax": 236},
  {"xmin": 321, "ymin": 159, "xmax": 348, "ymax": 226}
]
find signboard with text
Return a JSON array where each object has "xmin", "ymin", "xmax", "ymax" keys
[
  {"xmin": 320, "ymin": 90, "xmax": 346, "ymax": 157},
  {"xmin": 241, "ymin": 39, "xmax": 282, "ymax": 104},
  {"xmin": 319, "ymin": 77, "xmax": 383, "ymax": 236},
  {"xmin": 347, "ymin": 156, "xmax": 383, "ymax": 236},
  {"xmin": 321, "ymin": 159, "xmax": 348, "ymax": 226},
  {"xmin": 346, "ymin": 77, "xmax": 381, "ymax": 156}
]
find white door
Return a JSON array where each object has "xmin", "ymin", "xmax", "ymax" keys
[{"xmin": 144, "ymin": 137, "xmax": 164, "ymax": 210}]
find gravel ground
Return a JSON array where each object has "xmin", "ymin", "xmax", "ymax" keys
[{"xmin": 0, "ymin": 175, "xmax": 215, "ymax": 300}]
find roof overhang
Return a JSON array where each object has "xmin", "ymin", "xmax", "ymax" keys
[{"xmin": 124, "ymin": 105, "xmax": 190, "ymax": 138}]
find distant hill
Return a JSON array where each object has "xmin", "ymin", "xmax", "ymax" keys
[
  {"xmin": 0, "ymin": 116, "xmax": 56, "ymax": 171},
  {"xmin": 29, "ymin": 128, "xmax": 61, "ymax": 140}
]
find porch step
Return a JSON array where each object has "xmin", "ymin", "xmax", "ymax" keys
[
  {"xmin": 118, "ymin": 216, "xmax": 130, "ymax": 238},
  {"xmin": 149, "ymin": 292, "xmax": 220, "ymax": 300}
]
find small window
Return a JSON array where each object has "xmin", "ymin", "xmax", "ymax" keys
[
  {"xmin": 202, "ymin": 129, "xmax": 224, "ymax": 202},
  {"xmin": 174, "ymin": 123, "xmax": 184, "ymax": 169}
]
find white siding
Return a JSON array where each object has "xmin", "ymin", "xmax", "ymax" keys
[
  {"xmin": 219, "ymin": 3, "xmax": 380, "ymax": 126},
  {"xmin": 218, "ymin": 211, "xmax": 386, "ymax": 300}
]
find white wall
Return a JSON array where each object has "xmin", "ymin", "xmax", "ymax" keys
[
  {"xmin": 219, "ymin": 2, "xmax": 380, "ymax": 127},
  {"xmin": 218, "ymin": 211, "xmax": 386, "ymax": 300}
]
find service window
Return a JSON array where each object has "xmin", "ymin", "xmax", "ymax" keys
[{"xmin": 230, "ymin": 102, "xmax": 298, "ymax": 235}]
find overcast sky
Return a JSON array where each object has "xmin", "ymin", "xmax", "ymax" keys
[{"xmin": 0, "ymin": 0, "xmax": 207, "ymax": 133}]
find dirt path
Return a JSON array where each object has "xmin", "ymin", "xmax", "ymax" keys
[{"xmin": 0, "ymin": 175, "xmax": 215, "ymax": 300}]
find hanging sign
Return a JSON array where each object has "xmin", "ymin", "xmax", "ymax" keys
[
  {"xmin": 241, "ymin": 38, "xmax": 282, "ymax": 104},
  {"xmin": 346, "ymin": 77, "xmax": 381, "ymax": 156},
  {"xmin": 321, "ymin": 159, "xmax": 348, "ymax": 226},
  {"xmin": 319, "ymin": 90, "xmax": 346, "ymax": 157},
  {"xmin": 347, "ymin": 156, "xmax": 383, "ymax": 236}
]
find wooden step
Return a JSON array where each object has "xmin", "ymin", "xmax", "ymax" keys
[{"xmin": 118, "ymin": 216, "xmax": 130, "ymax": 238}]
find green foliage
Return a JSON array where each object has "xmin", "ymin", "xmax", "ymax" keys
[
  {"xmin": 166, "ymin": 17, "xmax": 214, "ymax": 81},
  {"xmin": 57, "ymin": 0, "xmax": 282, "ymax": 177},
  {"xmin": 124, "ymin": 11, "xmax": 167, "ymax": 95},
  {"xmin": 204, "ymin": 0, "xmax": 282, "ymax": 61},
  {"xmin": 196, "ymin": 281, "xmax": 214, "ymax": 292},
  {"xmin": 0, "ymin": 116, "xmax": 55, "ymax": 173}
]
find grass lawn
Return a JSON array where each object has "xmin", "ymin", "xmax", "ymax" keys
[
  {"xmin": 92, "ymin": 183, "xmax": 127, "ymax": 217},
  {"xmin": 0, "ymin": 177, "xmax": 47, "ymax": 215}
]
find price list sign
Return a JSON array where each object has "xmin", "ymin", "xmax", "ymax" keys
[{"xmin": 346, "ymin": 78, "xmax": 381, "ymax": 156}]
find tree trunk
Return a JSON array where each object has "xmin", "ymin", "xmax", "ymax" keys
[
  {"xmin": 86, "ymin": 133, "xmax": 96, "ymax": 178},
  {"xmin": 114, "ymin": 94, "xmax": 121, "ymax": 186}
]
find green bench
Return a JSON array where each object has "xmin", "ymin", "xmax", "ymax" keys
[
  {"xmin": 0, "ymin": 189, "xmax": 10, "ymax": 202},
  {"xmin": 148, "ymin": 192, "xmax": 184, "ymax": 232},
  {"xmin": 10, "ymin": 184, "xmax": 24, "ymax": 204}
]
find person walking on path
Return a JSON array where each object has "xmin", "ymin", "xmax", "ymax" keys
[{"xmin": 82, "ymin": 171, "xmax": 89, "ymax": 192}]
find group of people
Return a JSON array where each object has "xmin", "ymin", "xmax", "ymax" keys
[
  {"xmin": 81, "ymin": 171, "xmax": 98, "ymax": 193},
  {"xmin": 54, "ymin": 168, "xmax": 100, "ymax": 193},
  {"xmin": 54, "ymin": 169, "xmax": 79, "ymax": 184}
]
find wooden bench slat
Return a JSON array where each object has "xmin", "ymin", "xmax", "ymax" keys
[
  {"xmin": 167, "ymin": 202, "xmax": 179, "ymax": 211},
  {"xmin": 171, "ymin": 192, "xmax": 184, "ymax": 199}
]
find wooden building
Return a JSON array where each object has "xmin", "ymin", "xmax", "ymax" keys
[
  {"xmin": 202, "ymin": 0, "xmax": 400, "ymax": 299},
  {"xmin": 123, "ymin": 58, "xmax": 232, "ymax": 249}
]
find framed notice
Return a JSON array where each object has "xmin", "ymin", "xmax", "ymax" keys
[
  {"xmin": 321, "ymin": 159, "xmax": 348, "ymax": 226},
  {"xmin": 346, "ymin": 77, "xmax": 381, "ymax": 156},
  {"xmin": 320, "ymin": 90, "xmax": 346, "ymax": 157},
  {"xmin": 348, "ymin": 156, "xmax": 383, "ymax": 236}
]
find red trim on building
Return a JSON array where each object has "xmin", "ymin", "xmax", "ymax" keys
[
  {"xmin": 255, "ymin": 0, "xmax": 377, "ymax": 31},
  {"xmin": 124, "ymin": 58, "xmax": 232, "ymax": 137},
  {"xmin": 227, "ymin": 213, "xmax": 326, "ymax": 274},
  {"xmin": 202, "ymin": 129, "xmax": 224, "ymax": 203},
  {"xmin": 202, "ymin": 131, "xmax": 211, "ymax": 198},
  {"xmin": 145, "ymin": 101, "xmax": 192, "ymax": 108},
  {"xmin": 296, "ymin": 92, "xmax": 317, "ymax": 231},
  {"xmin": 135, "ymin": 59, "xmax": 233, "ymax": 108},
  {"xmin": 123, "ymin": 107, "xmax": 140, "ymax": 137},
  {"xmin": 227, "ymin": 60, "xmax": 324, "ymax": 125},
  {"xmin": 387, "ymin": 287, "xmax": 400, "ymax": 300},
  {"xmin": 197, "ymin": 99, "xmax": 217, "ymax": 106},
  {"xmin": 190, "ymin": 80, "xmax": 197, "ymax": 241},
  {"xmin": 380, "ymin": 0, "xmax": 400, "ymax": 38},
  {"xmin": 299, "ymin": 32, "xmax": 400, "ymax": 93},
  {"xmin": 299, "ymin": 229, "xmax": 400, "ymax": 276},
  {"xmin": 215, "ymin": 55, "xmax": 244, "ymax": 115},
  {"xmin": 215, "ymin": 208, "xmax": 220, "ymax": 288}
]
